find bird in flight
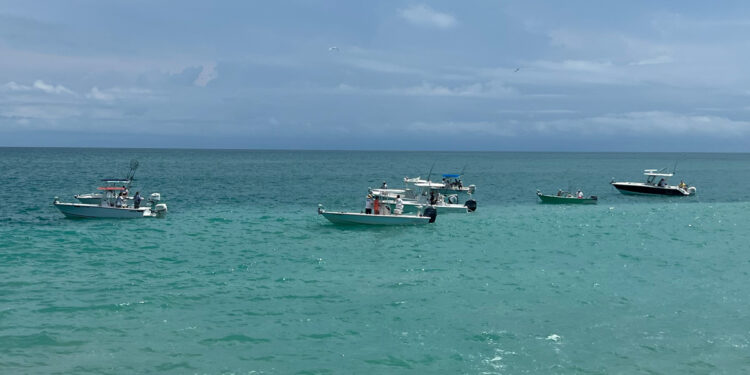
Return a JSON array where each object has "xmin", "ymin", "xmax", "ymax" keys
[
  {"xmin": 329, "ymin": 46, "xmax": 339, "ymax": 52},
  {"xmin": 514, "ymin": 67, "xmax": 520, "ymax": 72}
]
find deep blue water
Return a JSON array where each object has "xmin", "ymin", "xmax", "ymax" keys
[{"xmin": 1, "ymin": 148, "xmax": 749, "ymax": 374}]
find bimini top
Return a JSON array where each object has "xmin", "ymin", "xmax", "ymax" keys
[
  {"xmin": 643, "ymin": 169, "xmax": 674, "ymax": 177},
  {"xmin": 415, "ymin": 181, "xmax": 446, "ymax": 189},
  {"xmin": 442, "ymin": 174, "xmax": 461, "ymax": 178},
  {"xmin": 97, "ymin": 186, "xmax": 126, "ymax": 191}
]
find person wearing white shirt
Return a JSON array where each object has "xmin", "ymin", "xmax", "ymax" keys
[{"xmin": 394, "ymin": 195, "xmax": 404, "ymax": 215}]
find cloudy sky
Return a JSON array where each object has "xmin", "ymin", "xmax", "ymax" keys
[{"xmin": 2, "ymin": 1, "xmax": 750, "ymax": 151}]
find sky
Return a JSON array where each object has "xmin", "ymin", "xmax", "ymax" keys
[{"xmin": 1, "ymin": 1, "xmax": 750, "ymax": 151}]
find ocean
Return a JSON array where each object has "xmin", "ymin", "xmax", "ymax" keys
[{"xmin": 1, "ymin": 148, "xmax": 749, "ymax": 374}]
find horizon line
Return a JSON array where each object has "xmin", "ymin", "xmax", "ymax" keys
[{"xmin": 0, "ymin": 146, "xmax": 748, "ymax": 154}]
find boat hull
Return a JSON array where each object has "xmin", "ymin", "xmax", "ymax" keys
[
  {"xmin": 54, "ymin": 202, "xmax": 161, "ymax": 218},
  {"xmin": 537, "ymin": 193, "xmax": 598, "ymax": 204},
  {"xmin": 383, "ymin": 201, "xmax": 469, "ymax": 214},
  {"xmin": 319, "ymin": 211, "xmax": 431, "ymax": 225},
  {"xmin": 611, "ymin": 182, "xmax": 695, "ymax": 196}
]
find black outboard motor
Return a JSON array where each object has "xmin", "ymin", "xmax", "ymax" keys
[
  {"xmin": 423, "ymin": 206, "xmax": 438, "ymax": 223},
  {"xmin": 464, "ymin": 199, "xmax": 477, "ymax": 212}
]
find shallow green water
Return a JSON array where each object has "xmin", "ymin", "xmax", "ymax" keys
[{"xmin": 1, "ymin": 149, "xmax": 749, "ymax": 374}]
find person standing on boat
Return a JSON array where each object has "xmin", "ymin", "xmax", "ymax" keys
[
  {"xmin": 381, "ymin": 181, "xmax": 388, "ymax": 189},
  {"xmin": 395, "ymin": 195, "xmax": 404, "ymax": 215},
  {"xmin": 373, "ymin": 196, "xmax": 380, "ymax": 215},
  {"xmin": 658, "ymin": 178, "xmax": 666, "ymax": 187},
  {"xmin": 122, "ymin": 186, "xmax": 129, "ymax": 197},
  {"xmin": 577, "ymin": 190, "xmax": 583, "ymax": 199},
  {"xmin": 133, "ymin": 192, "xmax": 142, "ymax": 209},
  {"xmin": 115, "ymin": 193, "xmax": 124, "ymax": 208},
  {"xmin": 365, "ymin": 194, "xmax": 373, "ymax": 214}
]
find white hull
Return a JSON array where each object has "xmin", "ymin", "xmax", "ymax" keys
[
  {"xmin": 54, "ymin": 202, "xmax": 165, "ymax": 219},
  {"xmin": 319, "ymin": 210, "xmax": 431, "ymax": 225},
  {"xmin": 384, "ymin": 201, "xmax": 468, "ymax": 214}
]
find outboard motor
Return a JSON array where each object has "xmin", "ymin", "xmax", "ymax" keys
[
  {"xmin": 468, "ymin": 184, "xmax": 476, "ymax": 194},
  {"xmin": 447, "ymin": 194, "xmax": 458, "ymax": 204},
  {"xmin": 153, "ymin": 203, "xmax": 168, "ymax": 217},
  {"xmin": 149, "ymin": 193, "xmax": 161, "ymax": 202},
  {"xmin": 423, "ymin": 206, "xmax": 437, "ymax": 223},
  {"xmin": 464, "ymin": 199, "xmax": 477, "ymax": 212}
]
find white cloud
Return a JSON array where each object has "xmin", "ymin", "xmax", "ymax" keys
[
  {"xmin": 86, "ymin": 86, "xmax": 152, "ymax": 101},
  {"xmin": 86, "ymin": 87, "xmax": 114, "ymax": 101},
  {"xmin": 630, "ymin": 55, "xmax": 674, "ymax": 66},
  {"xmin": 392, "ymin": 81, "xmax": 516, "ymax": 98},
  {"xmin": 3, "ymin": 81, "xmax": 33, "ymax": 91},
  {"xmin": 409, "ymin": 121, "xmax": 517, "ymax": 136},
  {"xmin": 534, "ymin": 111, "xmax": 750, "ymax": 137},
  {"xmin": 398, "ymin": 4, "xmax": 456, "ymax": 29},
  {"xmin": 0, "ymin": 105, "xmax": 81, "ymax": 121},
  {"xmin": 32, "ymin": 80, "xmax": 75, "ymax": 95},
  {"xmin": 340, "ymin": 57, "xmax": 423, "ymax": 75},
  {"xmin": 2, "ymin": 80, "xmax": 75, "ymax": 95},
  {"xmin": 194, "ymin": 62, "xmax": 218, "ymax": 87}
]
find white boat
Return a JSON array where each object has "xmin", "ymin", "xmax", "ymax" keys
[
  {"xmin": 611, "ymin": 169, "xmax": 696, "ymax": 196},
  {"xmin": 54, "ymin": 192, "xmax": 167, "ymax": 219},
  {"xmin": 404, "ymin": 174, "xmax": 476, "ymax": 195},
  {"xmin": 317, "ymin": 204, "xmax": 436, "ymax": 225},
  {"xmin": 372, "ymin": 184, "xmax": 477, "ymax": 214}
]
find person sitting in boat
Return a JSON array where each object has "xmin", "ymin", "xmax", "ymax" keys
[
  {"xmin": 115, "ymin": 193, "xmax": 124, "ymax": 208},
  {"xmin": 365, "ymin": 194, "xmax": 373, "ymax": 214},
  {"xmin": 122, "ymin": 186, "xmax": 129, "ymax": 197},
  {"xmin": 133, "ymin": 191, "xmax": 142, "ymax": 209},
  {"xmin": 557, "ymin": 189, "xmax": 563, "ymax": 196},
  {"xmin": 577, "ymin": 190, "xmax": 583, "ymax": 199},
  {"xmin": 381, "ymin": 181, "xmax": 388, "ymax": 189},
  {"xmin": 679, "ymin": 180, "xmax": 687, "ymax": 189},
  {"xmin": 394, "ymin": 195, "xmax": 404, "ymax": 215},
  {"xmin": 658, "ymin": 178, "xmax": 666, "ymax": 187}
]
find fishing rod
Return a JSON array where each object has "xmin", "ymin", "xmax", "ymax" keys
[{"xmin": 426, "ymin": 162, "xmax": 435, "ymax": 183}]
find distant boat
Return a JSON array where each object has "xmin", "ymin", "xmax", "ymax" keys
[
  {"xmin": 537, "ymin": 190, "xmax": 598, "ymax": 204},
  {"xmin": 317, "ymin": 204, "xmax": 436, "ymax": 225},
  {"xmin": 54, "ymin": 192, "xmax": 167, "ymax": 219},
  {"xmin": 611, "ymin": 169, "xmax": 696, "ymax": 196},
  {"xmin": 403, "ymin": 174, "xmax": 476, "ymax": 195},
  {"xmin": 371, "ymin": 186, "xmax": 476, "ymax": 214}
]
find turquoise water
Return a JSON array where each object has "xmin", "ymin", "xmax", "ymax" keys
[{"xmin": 1, "ymin": 148, "xmax": 750, "ymax": 374}]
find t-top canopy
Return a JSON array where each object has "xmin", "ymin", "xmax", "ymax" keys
[
  {"xmin": 442, "ymin": 174, "xmax": 461, "ymax": 178},
  {"xmin": 643, "ymin": 169, "xmax": 673, "ymax": 177},
  {"xmin": 97, "ymin": 186, "xmax": 126, "ymax": 191}
]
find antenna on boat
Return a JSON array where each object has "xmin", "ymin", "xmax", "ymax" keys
[
  {"xmin": 673, "ymin": 160, "xmax": 678, "ymax": 175},
  {"xmin": 460, "ymin": 164, "xmax": 467, "ymax": 176}
]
